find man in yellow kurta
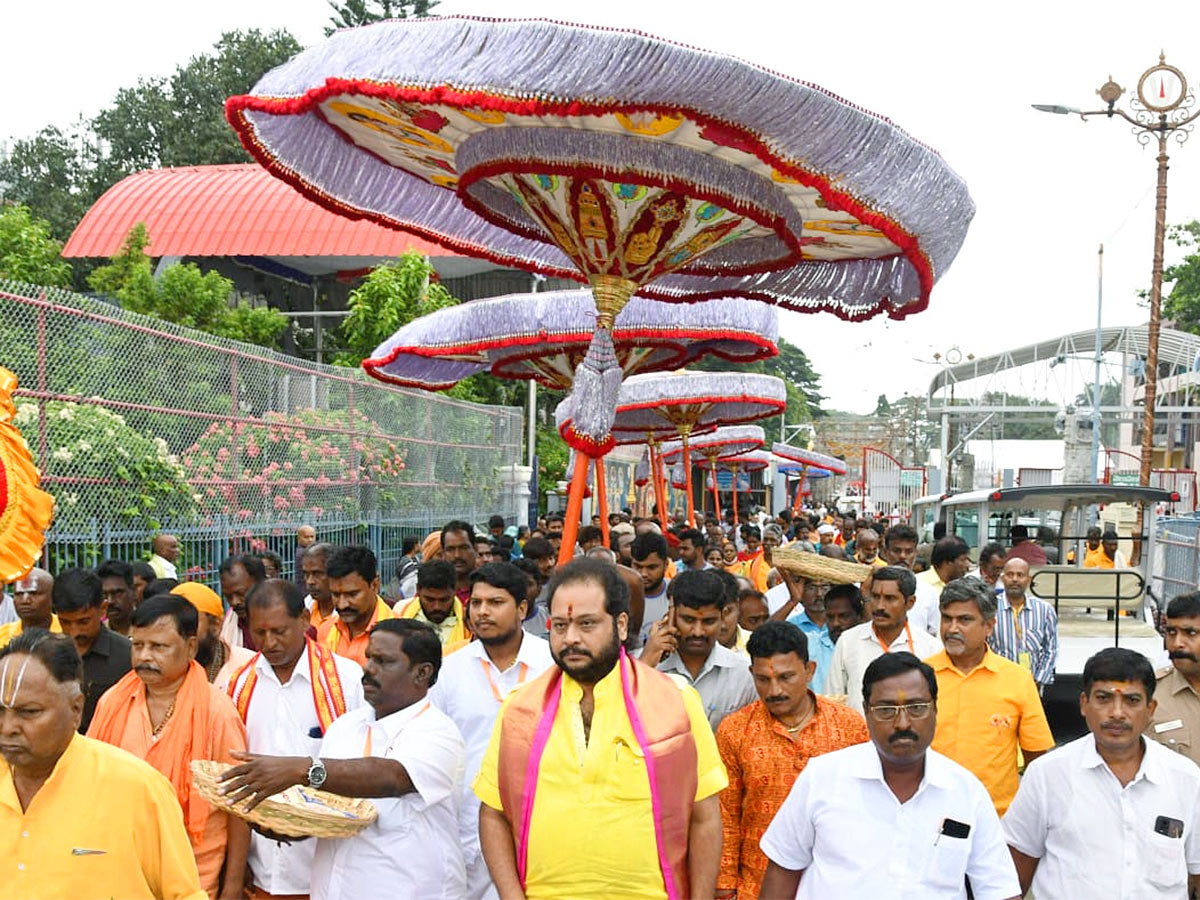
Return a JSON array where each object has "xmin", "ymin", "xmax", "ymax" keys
[
  {"xmin": 1, "ymin": 629, "xmax": 206, "ymax": 900},
  {"xmin": 475, "ymin": 558, "xmax": 727, "ymax": 900}
]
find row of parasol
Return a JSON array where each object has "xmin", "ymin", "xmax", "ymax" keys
[
  {"xmin": 222, "ymin": 16, "xmax": 972, "ymax": 569},
  {"xmin": 0, "ymin": 16, "xmax": 972, "ymax": 588}
]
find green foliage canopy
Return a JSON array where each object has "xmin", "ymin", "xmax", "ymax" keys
[{"xmin": 0, "ymin": 204, "xmax": 72, "ymax": 287}]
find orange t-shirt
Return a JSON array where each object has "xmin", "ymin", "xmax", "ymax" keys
[
  {"xmin": 316, "ymin": 597, "xmax": 394, "ymax": 667},
  {"xmin": 715, "ymin": 696, "xmax": 869, "ymax": 896}
]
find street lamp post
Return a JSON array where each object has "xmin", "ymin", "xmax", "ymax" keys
[{"xmin": 1036, "ymin": 56, "xmax": 1199, "ymax": 553}]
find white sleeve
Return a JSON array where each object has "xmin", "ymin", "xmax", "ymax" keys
[
  {"xmin": 394, "ymin": 718, "xmax": 464, "ymax": 811},
  {"xmin": 825, "ymin": 638, "xmax": 848, "ymax": 697},
  {"xmin": 759, "ymin": 759, "xmax": 817, "ymax": 872},
  {"xmin": 965, "ymin": 783, "xmax": 1022, "ymax": 900},
  {"xmin": 1186, "ymin": 779, "xmax": 1200, "ymax": 873},
  {"xmin": 1001, "ymin": 756, "xmax": 1048, "ymax": 858}
]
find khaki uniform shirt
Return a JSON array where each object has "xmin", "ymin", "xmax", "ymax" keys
[{"xmin": 1146, "ymin": 665, "xmax": 1200, "ymax": 766}]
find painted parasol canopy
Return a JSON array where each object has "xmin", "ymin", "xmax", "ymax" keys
[
  {"xmin": 602, "ymin": 371, "xmax": 787, "ymax": 441},
  {"xmin": 0, "ymin": 368, "xmax": 55, "ymax": 582},
  {"xmin": 771, "ymin": 441, "xmax": 848, "ymax": 475},
  {"xmin": 227, "ymin": 16, "xmax": 974, "ymax": 319},
  {"xmin": 362, "ymin": 290, "xmax": 778, "ymax": 390},
  {"xmin": 660, "ymin": 425, "xmax": 765, "ymax": 463}
]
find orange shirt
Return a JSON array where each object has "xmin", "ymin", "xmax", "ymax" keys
[
  {"xmin": 715, "ymin": 695, "xmax": 869, "ymax": 896},
  {"xmin": 316, "ymin": 597, "xmax": 394, "ymax": 668},
  {"xmin": 309, "ymin": 603, "xmax": 336, "ymax": 631},
  {"xmin": 88, "ymin": 675, "xmax": 247, "ymax": 899},
  {"xmin": 927, "ymin": 648, "xmax": 1056, "ymax": 815}
]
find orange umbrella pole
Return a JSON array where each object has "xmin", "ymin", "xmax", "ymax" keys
[
  {"xmin": 791, "ymin": 464, "xmax": 809, "ymax": 515},
  {"xmin": 731, "ymin": 463, "xmax": 740, "ymax": 528},
  {"xmin": 682, "ymin": 429, "xmax": 696, "ymax": 528},
  {"xmin": 595, "ymin": 456, "xmax": 611, "ymax": 548},
  {"xmin": 707, "ymin": 452, "xmax": 722, "ymax": 523},
  {"xmin": 558, "ymin": 452, "xmax": 590, "ymax": 567},
  {"xmin": 650, "ymin": 438, "xmax": 669, "ymax": 531}
]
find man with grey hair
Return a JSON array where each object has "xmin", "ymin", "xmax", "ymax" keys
[{"xmin": 925, "ymin": 576, "xmax": 1055, "ymax": 816}]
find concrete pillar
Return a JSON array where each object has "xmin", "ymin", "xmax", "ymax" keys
[{"xmin": 497, "ymin": 464, "xmax": 533, "ymax": 528}]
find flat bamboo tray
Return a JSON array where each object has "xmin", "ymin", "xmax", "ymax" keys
[
  {"xmin": 191, "ymin": 759, "xmax": 377, "ymax": 838},
  {"xmin": 772, "ymin": 547, "xmax": 872, "ymax": 585}
]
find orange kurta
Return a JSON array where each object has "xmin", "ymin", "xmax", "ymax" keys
[
  {"xmin": 715, "ymin": 695, "xmax": 869, "ymax": 897},
  {"xmin": 316, "ymin": 597, "xmax": 394, "ymax": 667},
  {"xmin": 88, "ymin": 662, "xmax": 247, "ymax": 899}
]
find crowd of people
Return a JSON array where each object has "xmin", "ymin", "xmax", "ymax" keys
[{"xmin": 3, "ymin": 504, "xmax": 1200, "ymax": 899}]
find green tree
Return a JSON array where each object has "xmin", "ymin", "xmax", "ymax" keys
[
  {"xmin": 88, "ymin": 224, "xmax": 287, "ymax": 347},
  {"xmin": 692, "ymin": 336, "xmax": 825, "ymax": 424},
  {"xmin": 335, "ymin": 253, "xmax": 460, "ymax": 365},
  {"xmin": 0, "ymin": 126, "xmax": 92, "ymax": 241},
  {"xmin": 874, "ymin": 393, "xmax": 892, "ymax": 417},
  {"xmin": 326, "ymin": 0, "xmax": 439, "ymax": 34},
  {"xmin": 0, "ymin": 204, "xmax": 72, "ymax": 287},
  {"xmin": 1164, "ymin": 221, "xmax": 1200, "ymax": 333}
]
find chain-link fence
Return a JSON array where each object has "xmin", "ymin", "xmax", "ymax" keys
[{"xmin": 0, "ymin": 280, "xmax": 523, "ymax": 587}]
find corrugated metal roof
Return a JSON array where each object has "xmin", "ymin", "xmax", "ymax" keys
[{"xmin": 62, "ymin": 164, "xmax": 460, "ymax": 260}]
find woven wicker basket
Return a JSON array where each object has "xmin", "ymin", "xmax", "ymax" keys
[
  {"xmin": 190, "ymin": 759, "xmax": 378, "ymax": 838},
  {"xmin": 772, "ymin": 547, "xmax": 872, "ymax": 585}
]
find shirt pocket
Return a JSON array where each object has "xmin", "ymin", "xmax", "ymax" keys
[
  {"xmin": 1148, "ymin": 831, "xmax": 1187, "ymax": 890},
  {"xmin": 604, "ymin": 737, "xmax": 652, "ymax": 801},
  {"xmin": 924, "ymin": 836, "xmax": 971, "ymax": 889}
]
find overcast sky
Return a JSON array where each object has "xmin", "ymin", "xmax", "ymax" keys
[{"xmin": 8, "ymin": 0, "xmax": 1200, "ymax": 413}]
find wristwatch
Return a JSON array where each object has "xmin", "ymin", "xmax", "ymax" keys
[{"xmin": 306, "ymin": 757, "xmax": 327, "ymax": 790}]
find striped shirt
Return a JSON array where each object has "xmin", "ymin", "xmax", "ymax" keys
[{"xmin": 989, "ymin": 591, "xmax": 1058, "ymax": 686}]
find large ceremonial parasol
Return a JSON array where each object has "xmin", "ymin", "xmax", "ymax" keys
[
  {"xmin": 697, "ymin": 448, "xmax": 772, "ymax": 527},
  {"xmin": 559, "ymin": 372, "xmax": 786, "ymax": 552},
  {"xmin": 226, "ymin": 16, "xmax": 973, "ymax": 461},
  {"xmin": 661, "ymin": 425, "xmax": 764, "ymax": 524},
  {"xmin": 772, "ymin": 442, "xmax": 846, "ymax": 514},
  {"xmin": 362, "ymin": 289, "xmax": 778, "ymax": 390},
  {"xmin": 359, "ymin": 289, "xmax": 777, "ymax": 547},
  {"xmin": 0, "ymin": 368, "xmax": 55, "ymax": 582}
]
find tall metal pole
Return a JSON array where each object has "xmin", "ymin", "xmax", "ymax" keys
[
  {"xmin": 1140, "ymin": 136, "xmax": 1170, "ymax": 490},
  {"xmin": 1092, "ymin": 244, "xmax": 1104, "ymax": 485}
]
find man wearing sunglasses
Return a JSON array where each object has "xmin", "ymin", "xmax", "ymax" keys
[{"xmin": 758, "ymin": 652, "xmax": 1020, "ymax": 900}]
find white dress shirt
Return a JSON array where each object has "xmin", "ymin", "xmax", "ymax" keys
[
  {"xmin": 231, "ymin": 651, "xmax": 365, "ymax": 895},
  {"xmin": 311, "ymin": 700, "xmax": 466, "ymax": 900},
  {"xmin": 760, "ymin": 741, "xmax": 1019, "ymax": 900},
  {"xmin": 429, "ymin": 634, "xmax": 555, "ymax": 900},
  {"xmin": 911, "ymin": 579, "xmax": 942, "ymax": 636},
  {"xmin": 825, "ymin": 620, "xmax": 942, "ymax": 713},
  {"xmin": 1003, "ymin": 733, "xmax": 1200, "ymax": 898}
]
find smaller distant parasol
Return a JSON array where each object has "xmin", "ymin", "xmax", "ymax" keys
[
  {"xmin": 772, "ymin": 442, "xmax": 846, "ymax": 513},
  {"xmin": 661, "ymin": 425, "xmax": 764, "ymax": 524},
  {"xmin": 698, "ymin": 448, "xmax": 771, "ymax": 527}
]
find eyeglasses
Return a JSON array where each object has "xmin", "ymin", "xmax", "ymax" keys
[{"xmin": 868, "ymin": 702, "xmax": 933, "ymax": 721}]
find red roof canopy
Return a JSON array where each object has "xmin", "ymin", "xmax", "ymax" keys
[{"xmin": 62, "ymin": 164, "xmax": 492, "ymax": 277}]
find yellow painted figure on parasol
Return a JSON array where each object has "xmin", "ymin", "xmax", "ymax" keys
[{"xmin": 0, "ymin": 368, "xmax": 55, "ymax": 583}]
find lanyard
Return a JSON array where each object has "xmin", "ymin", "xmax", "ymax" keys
[
  {"xmin": 1010, "ymin": 605, "xmax": 1025, "ymax": 650},
  {"xmin": 363, "ymin": 700, "xmax": 431, "ymax": 756},
  {"xmin": 480, "ymin": 658, "xmax": 529, "ymax": 703},
  {"xmin": 875, "ymin": 621, "xmax": 914, "ymax": 654}
]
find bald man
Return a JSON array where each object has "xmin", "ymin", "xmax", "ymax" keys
[
  {"xmin": 0, "ymin": 568, "xmax": 61, "ymax": 648},
  {"xmin": 294, "ymin": 525, "xmax": 317, "ymax": 588},
  {"xmin": 149, "ymin": 534, "xmax": 180, "ymax": 580}
]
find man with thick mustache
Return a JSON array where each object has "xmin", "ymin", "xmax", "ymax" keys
[
  {"xmin": 759, "ymin": 652, "xmax": 1020, "ymax": 899},
  {"xmin": 1005, "ymin": 648, "xmax": 1200, "ymax": 898},
  {"xmin": 1148, "ymin": 591, "xmax": 1200, "ymax": 764},
  {"xmin": 475, "ymin": 558, "xmax": 727, "ymax": 900},
  {"xmin": 89, "ymin": 594, "xmax": 249, "ymax": 899},
  {"xmin": 926, "ymin": 578, "xmax": 1053, "ymax": 816},
  {"xmin": 218, "ymin": 554, "xmax": 266, "ymax": 652}
]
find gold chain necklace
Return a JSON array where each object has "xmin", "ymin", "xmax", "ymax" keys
[{"xmin": 151, "ymin": 698, "xmax": 177, "ymax": 738}]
